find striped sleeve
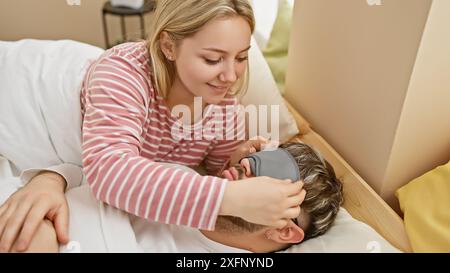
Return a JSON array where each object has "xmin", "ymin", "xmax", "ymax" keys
[
  {"xmin": 81, "ymin": 53, "xmax": 227, "ymax": 230},
  {"xmin": 204, "ymin": 100, "xmax": 246, "ymax": 175}
]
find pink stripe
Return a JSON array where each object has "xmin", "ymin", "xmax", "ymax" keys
[
  {"xmin": 127, "ymin": 165, "xmax": 159, "ymax": 214},
  {"xmin": 105, "ymin": 157, "xmax": 142, "ymax": 207},
  {"xmin": 116, "ymin": 158, "xmax": 149, "ymax": 209},
  {"xmin": 190, "ymin": 180, "xmax": 213, "ymax": 228},
  {"xmin": 165, "ymin": 173, "xmax": 188, "ymax": 223},
  {"xmin": 155, "ymin": 171, "xmax": 184, "ymax": 223}
]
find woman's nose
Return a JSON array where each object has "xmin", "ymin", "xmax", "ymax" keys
[{"xmin": 219, "ymin": 62, "xmax": 237, "ymax": 83}]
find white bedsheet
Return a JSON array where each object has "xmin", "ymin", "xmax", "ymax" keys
[{"xmin": 0, "ymin": 157, "xmax": 22, "ymax": 205}]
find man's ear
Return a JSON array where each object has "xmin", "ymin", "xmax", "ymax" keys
[
  {"xmin": 265, "ymin": 221, "xmax": 305, "ymax": 244},
  {"xmin": 159, "ymin": 31, "xmax": 177, "ymax": 61}
]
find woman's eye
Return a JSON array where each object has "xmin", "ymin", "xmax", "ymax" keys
[
  {"xmin": 236, "ymin": 56, "xmax": 248, "ymax": 63},
  {"xmin": 204, "ymin": 58, "xmax": 221, "ymax": 65},
  {"xmin": 204, "ymin": 56, "xmax": 248, "ymax": 65}
]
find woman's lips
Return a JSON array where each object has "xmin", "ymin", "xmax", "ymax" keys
[{"xmin": 207, "ymin": 83, "xmax": 229, "ymax": 94}]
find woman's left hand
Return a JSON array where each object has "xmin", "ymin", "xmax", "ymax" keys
[{"xmin": 229, "ymin": 137, "xmax": 269, "ymax": 167}]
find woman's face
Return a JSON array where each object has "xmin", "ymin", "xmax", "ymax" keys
[{"xmin": 173, "ymin": 16, "xmax": 252, "ymax": 104}]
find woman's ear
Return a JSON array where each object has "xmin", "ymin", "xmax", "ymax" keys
[
  {"xmin": 159, "ymin": 31, "xmax": 176, "ymax": 61},
  {"xmin": 265, "ymin": 221, "xmax": 305, "ymax": 244}
]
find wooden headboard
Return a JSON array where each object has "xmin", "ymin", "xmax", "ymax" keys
[{"xmin": 284, "ymin": 99, "xmax": 412, "ymax": 252}]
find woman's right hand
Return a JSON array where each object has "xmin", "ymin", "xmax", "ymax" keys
[
  {"xmin": 0, "ymin": 171, "xmax": 69, "ymax": 252},
  {"xmin": 220, "ymin": 177, "xmax": 306, "ymax": 229}
]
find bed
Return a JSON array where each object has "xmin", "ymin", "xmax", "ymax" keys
[
  {"xmin": 284, "ymin": 100, "xmax": 412, "ymax": 252},
  {"xmin": 0, "ymin": 38, "xmax": 411, "ymax": 253}
]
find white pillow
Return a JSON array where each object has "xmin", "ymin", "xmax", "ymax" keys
[
  {"xmin": 250, "ymin": 0, "xmax": 279, "ymax": 49},
  {"xmin": 282, "ymin": 208, "xmax": 401, "ymax": 253},
  {"xmin": 242, "ymin": 37, "xmax": 299, "ymax": 143},
  {"xmin": 0, "ymin": 39, "xmax": 104, "ymax": 171}
]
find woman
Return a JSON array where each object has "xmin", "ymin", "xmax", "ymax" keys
[{"xmin": 0, "ymin": 0, "xmax": 305, "ymax": 252}]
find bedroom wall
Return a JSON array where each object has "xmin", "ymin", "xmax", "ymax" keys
[
  {"xmin": 0, "ymin": 0, "xmax": 154, "ymax": 49},
  {"xmin": 285, "ymin": 0, "xmax": 450, "ymax": 212},
  {"xmin": 380, "ymin": 0, "xmax": 450, "ymax": 207}
]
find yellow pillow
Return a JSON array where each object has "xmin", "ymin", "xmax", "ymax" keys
[
  {"xmin": 262, "ymin": 0, "xmax": 293, "ymax": 95},
  {"xmin": 396, "ymin": 160, "xmax": 450, "ymax": 252}
]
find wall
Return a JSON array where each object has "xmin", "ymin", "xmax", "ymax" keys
[
  {"xmin": 0, "ymin": 0, "xmax": 154, "ymax": 49},
  {"xmin": 285, "ymin": 0, "xmax": 450, "ymax": 212},
  {"xmin": 380, "ymin": 0, "xmax": 450, "ymax": 207}
]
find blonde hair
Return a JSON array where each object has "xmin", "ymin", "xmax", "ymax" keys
[{"xmin": 148, "ymin": 0, "xmax": 255, "ymax": 99}]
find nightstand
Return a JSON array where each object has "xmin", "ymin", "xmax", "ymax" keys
[{"xmin": 102, "ymin": 0, "xmax": 156, "ymax": 48}]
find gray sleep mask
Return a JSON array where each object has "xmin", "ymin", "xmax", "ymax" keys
[{"xmin": 243, "ymin": 148, "xmax": 300, "ymax": 181}]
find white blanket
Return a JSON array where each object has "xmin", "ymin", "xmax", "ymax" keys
[
  {"xmin": 0, "ymin": 39, "xmax": 104, "ymax": 171},
  {"xmin": 61, "ymin": 164, "xmax": 227, "ymax": 253}
]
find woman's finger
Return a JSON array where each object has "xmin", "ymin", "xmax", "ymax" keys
[
  {"xmin": 14, "ymin": 200, "xmax": 51, "ymax": 252},
  {"xmin": 283, "ymin": 206, "xmax": 301, "ymax": 220},
  {"xmin": 240, "ymin": 159, "xmax": 252, "ymax": 176},
  {"xmin": 53, "ymin": 204, "xmax": 69, "ymax": 244},
  {"xmin": 0, "ymin": 203, "xmax": 9, "ymax": 218},
  {"xmin": 247, "ymin": 138, "xmax": 268, "ymax": 152},
  {"xmin": 0, "ymin": 203, "xmax": 17, "ymax": 243},
  {"xmin": 229, "ymin": 167, "xmax": 240, "ymax": 181},
  {"xmin": 286, "ymin": 189, "xmax": 306, "ymax": 207},
  {"xmin": 285, "ymin": 181, "xmax": 304, "ymax": 195},
  {"xmin": 0, "ymin": 202, "xmax": 33, "ymax": 252}
]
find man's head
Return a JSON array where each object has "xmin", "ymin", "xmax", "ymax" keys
[{"xmin": 215, "ymin": 142, "xmax": 344, "ymax": 252}]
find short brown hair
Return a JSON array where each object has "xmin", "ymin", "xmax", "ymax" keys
[{"xmin": 280, "ymin": 142, "xmax": 344, "ymax": 240}]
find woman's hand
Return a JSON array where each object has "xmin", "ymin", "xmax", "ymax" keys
[
  {"xmin": 220, "ymin": 177, "xmax": 306, "ymax": 228},
  {"xmin": 0, "ymin": 171, "xmax": 69, "ymax": 252},
  {"xmin": 228, "ymin": 137, "xmax": 269, "ymax": 167}
]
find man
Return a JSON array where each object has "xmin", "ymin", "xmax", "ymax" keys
[
  {"xmin": 208, "ymin": 142, "xmax": 344, "ymax": 252},
  {"xmin": 62, "ymin": 142, "xmax": 343, "ymax": 253}
]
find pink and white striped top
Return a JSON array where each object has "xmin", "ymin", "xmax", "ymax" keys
[{"xmin": 80, "ymin": 41, "xmax": 245, "ymax": 231}]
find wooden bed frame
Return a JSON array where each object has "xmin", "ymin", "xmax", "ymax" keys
[{"xmin": 284, "ymin": 100, "xmax": 412, "ymax": 252}]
